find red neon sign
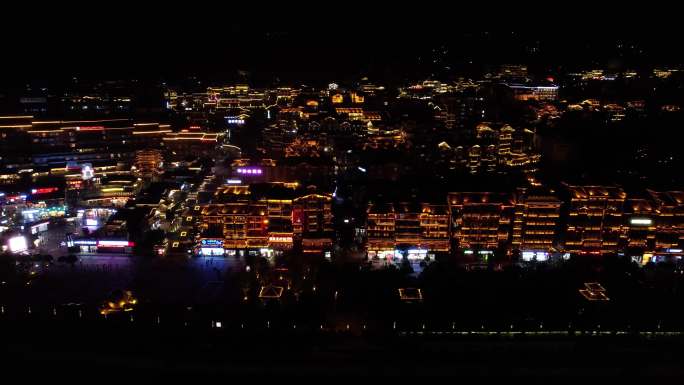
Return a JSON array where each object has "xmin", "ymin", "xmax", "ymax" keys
[{"xmin": 31, "ymin": 187, "xmax": 59, "ymax": 194}]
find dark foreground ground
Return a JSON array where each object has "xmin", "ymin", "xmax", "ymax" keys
[
  {"xmin": 2, "ymin": 318, "xmax": 684, "ymax": 379},
  {"xmin": 3, "ymin": 254, "xmax": 684, "ymax": 378}
]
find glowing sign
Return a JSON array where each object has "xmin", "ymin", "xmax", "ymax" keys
[
  {"xmin": 81, "ymin": 164, "xmax": 94, "ymax": 180},
  {"xmin": 8, "ymin": 236, "xmax": 28, "ymax": 252},
  {"xmin": 85, "ymin": 218, "xmax": 98, "ymax": 226},
  {"xmin": 268, "ymin": 236, "xmax": 293, "ymax": 243},
  {"xmin": 73, "ymin": 240, "xmax": 97, "ymax": 246},
  {"xmin": 200, "ymin": 247, "xmax": 224, "ymax": 256},
  {"xmin": 236, "ymin": 167, "xmax": 262, "ymax": 175},
  {"xmin": 226, "ymin": 179, "xmax": 242, "ymax": 184},
  {"xmin": 408, "ymin": 249, "xmax": 428, "ymax": 254},
  {"xmin": 31, "ymin": 187, "xmax": 59, "ymax": 194},
  {"xmin": 522, "ymin": 251, "xmax": 549, "ymax": 261},
  {"xmin": 667, "ymin": 248, "xmax": 683, "ymax": 253},
  {"xmin": 97, "ymin": 240, "xmax": 133, "ymax": 247},
  {"xmin": 630, "ymin": 218, "xmax": 652, "ymax": 226},
  {"xmin": 226, "ymin": 117, "xmax": 245, "ymax": 125},
  {"xmin": 200, "ymin": 239, "xmax": 223, "ymax": 247}
]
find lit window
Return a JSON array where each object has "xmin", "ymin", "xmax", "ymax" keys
[
  {"xmin": 180, "ymin": 231, "xmax": 187, "ymax": 237},
  {"xmin": 172, "ymin": 242, "xmax": 179, "ymax": 248},
  {"xmin": 186, "ymin": 216, "xmax": 193, "ymax": 221},
  {"xmin": 194, "ymin": 205, "xmax": 200, "ymax": 211}
]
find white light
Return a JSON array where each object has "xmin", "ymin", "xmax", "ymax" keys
[
  {"xmin": 522, "ymin": 251, "xmax": 535, "ymax": 261},
  {"xmin": 464, "ymin": 250, "xmax": 474, "ymax": 255},
  {"xmin": 667, "ymin": 248, "xmax": 682, "ymax": 253},
  {"xmin": 343, "ymin": 219, "xmax": 349, "ymax": 223},
  {"xmin": 358, "ymin": 166, "xmax": 367, "ymax": 173},
  {"xmin": 631, "ymin": 218, "xmax": 652, "ymax": 225},
  {"xmin": 85, "ymin": 218, "xmax": 98, "ymax": 226},
  {"xmin": 73, "ymin": 240, "xmax": 97, "ymax": 246},
  {"xmin": 201, "ymin": 247, "xmax": 224, "ymax": 256},
  {"xmin": 81, "ymin": 164, "xmax": 94, "ymax": 180},
  {"xmin": 8, "ymin": 236, "xmax": 28, "ymax": 253},
  {"xmin": 226, "ymin": 179, "xmax": 241, "ymax": 184},
  {"xmin": 98, "ymin": 240, "xmax": 130, "ymax": 247}
]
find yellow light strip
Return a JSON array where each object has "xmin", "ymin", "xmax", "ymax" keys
[
  {"xmin": 132, "ymin": 130, "xmax": 172, "ymax": 135},
  {"xmin": 0, "ymin": 115, "xmax": 33, "ymax": 119}
]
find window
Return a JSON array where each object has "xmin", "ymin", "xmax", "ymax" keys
[{"xmin": 172, "ymin": 242, "xmax": 179, "ymax": 248}]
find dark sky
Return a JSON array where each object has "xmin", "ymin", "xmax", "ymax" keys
[{"xmin": 2, "ymin": 8, "xmax": 684, "ymax": 87}]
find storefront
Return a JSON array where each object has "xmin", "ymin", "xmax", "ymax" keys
[{"xmin": 199, "ymin": 239, "xmax": 224, "ymax": 256}]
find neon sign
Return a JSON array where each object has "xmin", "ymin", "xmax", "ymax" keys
[
  {"xmin": 236, "ymin": 167, "xmax": 262, "ymax": 175},
  {"xmin": 201, "ymin": 239, "xmax": 223, "ymax": 247}
]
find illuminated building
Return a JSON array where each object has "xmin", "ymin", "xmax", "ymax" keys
[
  {"xmin": 482, "ymin": 144, "xmax": 497, "ymax": 173},
  {"xmin": 335, "ymin": 108, "xmax": 365, "ymax": 121},
  {"xmin": 604, "ymin": 104, "xmax": 626, "ymax": 122},
  {"xmin": 366, "ymin": 203, "xmax": 395, "ymax": 258},
  {"xmin": 366, "ymin": 202, "xmax": 450, "ymax": 259},
  {"xmin": 497, "ymin": 64, "xmax": 529, "ymax": 80},
  {"xmin": 197, "ymin": 182, "xmax": 331, "ymax": 255},
  {"xmin": 293, "ymin": 193, "xmax": 334, "ymax": 254},
  {"xmin": 653, "ymin": 68, "xmax": 680, "ymax": 79},
  {"xmin": 134, "ymin": 149, "xmax": 163, "ymax": 177},
  {"xmin": 468, "ymin": 145, "xmax": 481, "ymax": 174},
  {"xmin": 162, "ymin": 130, "xmax": 223, "ymax": 160},
  {"xmin": 497, "ymin": 125, "xmax": 514, "ymax": 159},
  {"xmin": 458, "ymin": 123, "xmax": 539, "ymax": 175},
  {"xmin": 646, "ymin": 190, "xmax": 684, "ymax": 251},
  {"xmin": 363, "ymin": 129, "xmax": 407, "ymax": 150},
  {"xmin": 199, "ymin": 185, "xmax": 269, "ymax": 250},
  {"xmin": 624, "ymin": 195, "xmax": 656, "ymax": 251},
  {"xmin": 448, "ymin": 192, "xmax": 514, "ymax": 251},
  {"xmin": 434, "ymin": 87, "xmax": 482, "ymax": 132},
  {"xmin": 563, "ymin": 184, "xmax": 626, "ymax": 254},
  {"xmin": 0, "ymin": 117, "xmax": 171, "ymax": 168},
  {"xmin": 351, "ymin": 92, "xmax": 365, "ymax": 104},
  {"xmin": 511, "ymin": 188, "xmax": 561, "ymax": 259},
  {"xmin": 418, "ymin": 204, "xmax": 450, "ymax": 252},
  {"xmin": 505, "ymin": 84, "xmax": 559, "ymax": 101}
]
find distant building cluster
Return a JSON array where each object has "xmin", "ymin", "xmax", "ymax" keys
[{"xmin": 1, "ymin": 65, "xmax": 683, "ymax": 268}]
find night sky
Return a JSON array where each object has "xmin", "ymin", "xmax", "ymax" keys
[{"xmin": 2, "ymin": 9, "xmax": 683, "ymax": 87}]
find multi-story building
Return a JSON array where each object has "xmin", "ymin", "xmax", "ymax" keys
[
  {"xmin": 0, "ymin": 117, "xmax": 172, "ymax": 169},
  {"xmin": 293, "ymin": 193, "xmax": 334, "ymax": 254},
  {"xmin": 448, "ymin": 192, "xmax": 514, "ymax": 252},
  {"xmin": 196, "ymin": 182, "xmax": 332, "ymax": 257},
  {"xmin": 624, "ymin": 195, "xmax": 657, "ymax": 252},
  {"xmin": 647, "ymin": 190, "xmax": 684, "ymax": 252},
  {"xmin": 162, "ymin": 130, "xmax": 223, "ymax": 161},
  {"xmin": 511, "ymin": 188, "xmax": 562, "ymax": 260},
  {"xmin": 563, "ymin": 184, "xmax": 626, "ymax": 254},
  {"xmin": 366, "ymin": 203, "xmax": 396, "ymax": 259},
  {"xmin": 366, "ymin": 202, "xmax": 450, "ymax": 260},
  {"xmin": 134, "ymin": 149, "xmax": 163, "ymax": 177}
]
